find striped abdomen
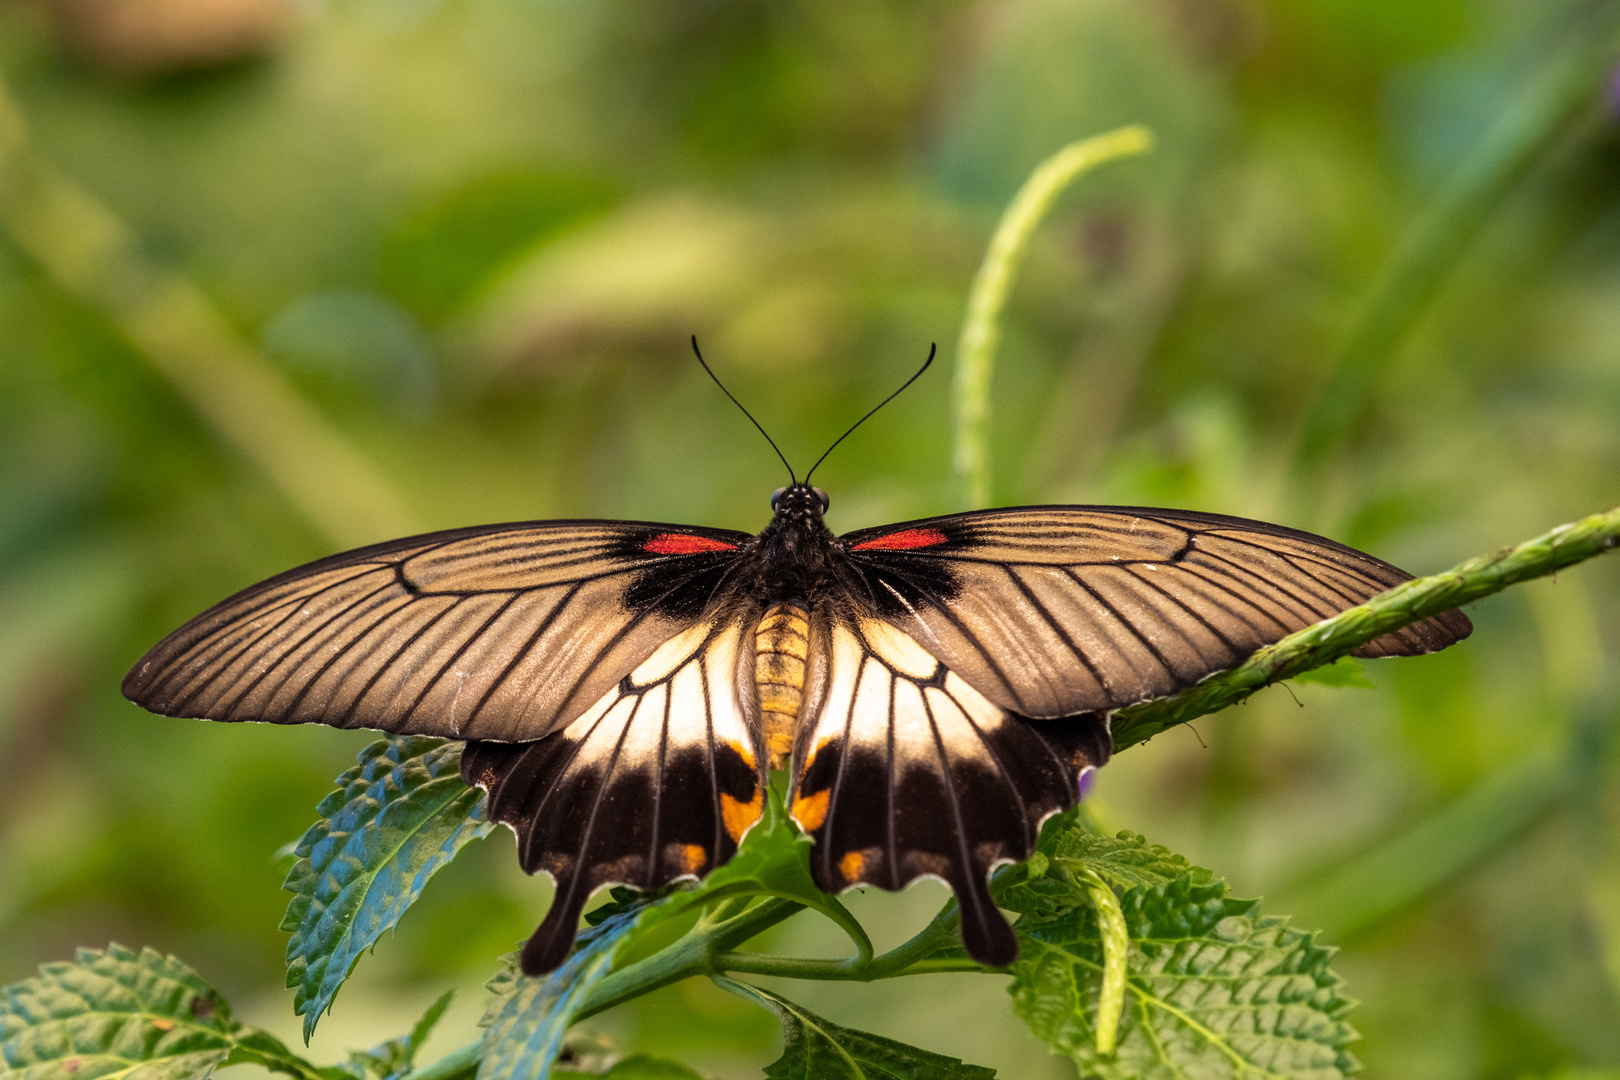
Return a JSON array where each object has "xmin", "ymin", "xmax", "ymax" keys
[{"xmin": 754, "ymin": 603, "xmax": 809, "ymax": 770}]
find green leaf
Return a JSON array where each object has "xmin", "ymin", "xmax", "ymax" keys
[
  {"xmin": 1290, "ymin": 658, "xmax": 1375, "ymax": 690},
  {"xmin": 339, "ymin": 991, "xmax": 454, "ymax": 1080},
  {"xmin": 1008, "ymin": 837, "xmax": 1360, "ymax": 1080},
  {"xmin": 282, "ymin": 737, "xmax": 493, "ymax": 1041},
  {"xmin": 997, "ymin": 830, "xmax": 1199, "ymax": 921},
  {"xmin": 479, "ymin": 909, "xmax": 651, "ymax": 1080},
  {"xmin": 0, "ymin": 944, "xmax": 329, "ymax": 1080},
  {"xmin": 0, "ymin": 944, "xmax": 239, "ymax": 1080},
  {"xmin": 717, "ymin": 979, "xmax": 996, "ymax": 1080}
]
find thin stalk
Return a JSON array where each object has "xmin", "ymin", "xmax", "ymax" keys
[
  {"xmin": 572, "ymin": 897, "xmax": 804, "ymax": 1021},
  {"xmin": 402, "ymin": 899, "xmax": 809, "ymax": 1080},
  {"xmin": 802, "ymin": 892, "xmax": 875, "ymax": 965},
  {"xmin": 953, "ymin": 126, "xmax": 1154, "ymax": 509},
  {"xmin": 713, "ymin": 896, "xmax": 965, "ymax": 981},
  {"xmin": 1079, "ymin": 869, "xmax": 1128, "ymax": 1055},
  {"xmin": 1112, "ymin": 505, "xmax": 1620, "ymax": 748}
]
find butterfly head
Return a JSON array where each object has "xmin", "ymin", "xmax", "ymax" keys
[{"xmin": 770, "ymin": 483, "xmax": 829, "ymax": 522}]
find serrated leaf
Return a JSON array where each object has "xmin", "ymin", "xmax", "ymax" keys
[
  {"xmin": 717, "ymin": 979, "xmax": 996, "ymax": 1080},
  {"xmin": 0, "ymin": 944, "xmax": 239, "ymax": 1080},
  {"xmin": 1009, "ymin": 851, "xmax": 1360, "ymax": 1080},
  {"xmin": 282, "ymin": 737, "xmax": 493, "ymax": 1041},
  {"xmin": 478, "ymin": 909, "xmax": 649, "ymax": 1080},
  {"xmin": 998, "ymin": 830, "xmax": 1199, "ymax": 921},
  {"xmin": 1290, "ymin": 658, "xmax": 1375, "ymax": 690},
  {"xmin": 0, "ymin": 944, "xmax": 340, "ymax": 1080}
]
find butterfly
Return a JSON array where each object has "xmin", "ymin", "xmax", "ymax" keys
[{"xmin": 122, "ymin": 349, "xmax": 1472, "ymax": 975}]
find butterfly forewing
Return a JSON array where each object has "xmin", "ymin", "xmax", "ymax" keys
[
  {"xmin": 788, "ymin": 615, "xmax": 1110, "ymax": 967},
  {"xmin": 461, "ymin": 613, "xmax": 766, "ymax": 973},
  {"xmin": 837, "ymin": 505, "xmax": 1472, "ymax": 719},
  {"xmin": 122, "ymin": 520, "xmax": 752, "ymax": 741}
]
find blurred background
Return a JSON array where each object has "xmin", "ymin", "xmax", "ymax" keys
[{"xmin": 3, "ymin": 0, "xmax": 1620, "ymax": 1076}]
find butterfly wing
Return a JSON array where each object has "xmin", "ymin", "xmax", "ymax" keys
[
  {"xmin": 122, "ymin": 520, "xmax": 752, "ymax": 742},
  {"xmin": 836, "ymin": 505, "xmax": 1473, "ymax": 719},
  {"xmin": 462, "ymin": 613, "xmax": 766, "ymax": 974},
  {"xmin": 788, "ymin": 613, "xmax": 1109, "ymax": 966}
]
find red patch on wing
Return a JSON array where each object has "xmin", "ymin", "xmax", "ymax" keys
[
  {"xmin": 644, "ymin": 533, "xmax": 738, "ymax": 555},
  {"xmin": 851, "ymin": 527, "xmax": 948, "ymax": 552}
]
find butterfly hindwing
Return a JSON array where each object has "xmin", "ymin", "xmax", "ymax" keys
[
  {"xmin": 837, "ymin": 505, "xmax": 1472, "ymax": 719},
  {"xmin": 122, "ymin": 520, "xmax": 751, "ymax": 741},
  {"xmin": 462, "ymin": 614, "xmax": 766, "ymax": 974},
  {"xmin": 788, "ymin": 615, "xmax": 1110, "ymax": 966}
]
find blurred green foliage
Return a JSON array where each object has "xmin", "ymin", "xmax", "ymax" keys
[{"xmin": 4, "ymin": 0, "xmax": 1620, "ymax": 1077}]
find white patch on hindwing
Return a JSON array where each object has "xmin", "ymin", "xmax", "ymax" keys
[
  {"xmin": 799, "ymin": 620, "xmax": 1009, "ymax": 774},
  {"xmin": 560, "ymin": 617, "xmax": 754, "ymax": 771}
]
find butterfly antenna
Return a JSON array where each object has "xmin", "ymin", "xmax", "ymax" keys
[
  {"xmin": 804, "ymin": 343, "xmax": 935, "ymax": 483},
  {"xmin": 691, "ymin": 336, "xmax": 797, "ymax": 485}
]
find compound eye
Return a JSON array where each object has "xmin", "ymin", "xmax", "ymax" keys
[
  {"xmin": 771, "ymin": 487, "xmax": 787, "ymax": 511},
  {"xmin": 812, "ymin": 487, "xmax": 829, "ymax": 512}
]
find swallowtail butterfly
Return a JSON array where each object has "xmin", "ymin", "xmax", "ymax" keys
[{"xmin": 123, "ymin": 350, "xmax": 1472, "ymax": 974}]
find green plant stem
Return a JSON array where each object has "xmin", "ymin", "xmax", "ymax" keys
[
  {"xmin": 0, "ymin": 73, "xmax": 416, "ymax": 548},
  {"xmin": 714, "ymin": 898, "xmax": 967, "ymax": 981},
  {"xmin": 400, "ymin": 899, "xmax": 806, "ymax": 1080},
  {"xmin": 572, "ymin": 897, "xmax": 803, "ymax": 1020},
  {"xmin": 405, "ymin": 893, "xmax": 971, "ymax": 1080},
  {"xmin": 803, "ymin": 892, "xmax": 875, "ymax": 966},
  {"xmin": 1291, "ymin": 11, "xmax": 1620, "ymax": 481},
  {"xmin": 953, "ymin": 125, "xmax": 1154, "ymax": 509},
  {"xmin": 1079, "ymin": 869, "xmax": 1127, "ymax": 1055},
  {"xmin": 1112, "ymin": 505, "xmax": 1620, "ymax": 747}
]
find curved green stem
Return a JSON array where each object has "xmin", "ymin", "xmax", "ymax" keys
[
  {"xmin": 953, "ymin": 125, "xmax": 1154, "ymax": 509},
  {"xmin": 714, "ymin": 894, "xmax": 967, "ymax": 982},
  {"xmin": 798, "ymin": 891, "xmax": 875, "ymax": 965},
  {"xmin": 1079, "ymin": 868, "xmax": 1128, "ymax": 1055}
]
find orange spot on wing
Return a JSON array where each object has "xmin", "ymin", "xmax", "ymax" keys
[
  {"xmin": 679, "ymin": 844, "xmax": 707, "ymax": 874},
  {"xmin": 839, "ymin": 851, "xmax": 868, "ymax": 883},
  {"xmin": 721, "ymin": 791, "xmax": 763, "ymax": 842},
  {"xmin": 851, "ymin": 527, "xmax": 946, "ymax": 551},
  {"xmin": 644, "ymin": 533, "xmax": 737, "ymax": 555},
  {"xmin": 799, "ymin": 734, "xmax": 835, "ymax": 774},
  {"xmin": 791, "ymin": 788, "xmax": 829, "ymax": 832},
  {"xmin": 724, "ymin": 738, "xmax": 757, "ymax": 770}
]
